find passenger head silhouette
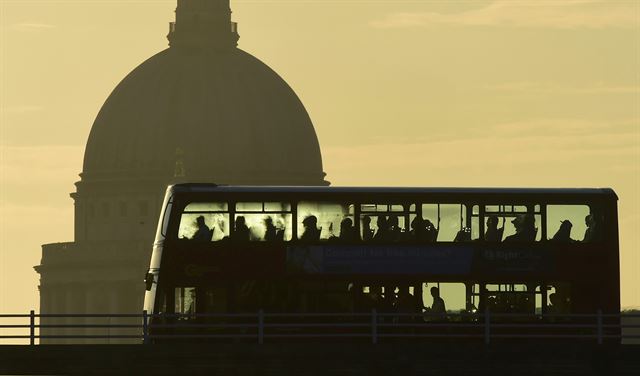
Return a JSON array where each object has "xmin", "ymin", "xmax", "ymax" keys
[
  {"xmin": 552, "ymin": 220, "xmax": 573, "ymax": 242},
  {"xmin": 377, "ymin": 215, "xmax": 388, "ymax": 229},
  {"xmin": 585, "ymin": 214, "xmax": 594, "ymax": 227},
  {"xmin": 303, "ymin": 215, "xmax": 317, "ymax": 228},
  {"xmin": 424, "ymin": 219, "xmax": 435, "ymax": 231},
  {"xmin": 511, "ymin": 215, "xmax": 522, "ymax": 228},
  {"xmin": 410, "ymin": 216, "xmax": 423, "ymax": 230},
  {"xmin": 512, "ymin": 214, "xmax": 534, "ymax": 230}
]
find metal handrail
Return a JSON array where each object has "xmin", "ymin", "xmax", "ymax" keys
[
  {"xmin": 1, "ymin": 310, "xmax": 639, "ymax": 345},
  {"xmin": 2, "ymin": 312, "xmax": 638, "ymax": 319}
]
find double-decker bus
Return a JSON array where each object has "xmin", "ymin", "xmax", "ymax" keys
[{"xmin": 143, "ymin": 184, "xmax": 620, "ymax": 341}]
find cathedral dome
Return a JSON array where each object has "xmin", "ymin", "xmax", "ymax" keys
[{"xmin": 81, "ymin": 0, "xmax": 327, "ymax": 186}]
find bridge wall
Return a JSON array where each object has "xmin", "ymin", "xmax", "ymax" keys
[{"xmin": 1, "ymin": 343, "xmax": 638, "ymax": 375}]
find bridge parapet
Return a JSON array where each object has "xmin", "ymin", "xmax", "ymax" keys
[{"xmin": 2, "ymin": 311, "xmax": 638, "ymax": 345}]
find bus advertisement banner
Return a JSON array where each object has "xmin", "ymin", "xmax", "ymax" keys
[
  {"xmin": 473, "ymin": 247, "xmax": 555, "ymax": 274},
  {"xmin": 286, "ymin": 245, "xmax": 474, "ymax": 275},
  {"xmin": 286, "ymin": 245, "xmax": 556, "ymax": 276}
]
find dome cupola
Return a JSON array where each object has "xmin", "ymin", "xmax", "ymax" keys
[{"xmin": 168, "ymin": 0, "xmax": 240, "ymax": 50}]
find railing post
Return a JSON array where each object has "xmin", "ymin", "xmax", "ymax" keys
[
  {"xmin": 597, "ymin": 309, "xmax": 603, "ymax": 345},
  {"xmin": 258, "ymin": 309, "xmax": 264, "ymax": 345},
  {"xmin": 29, "ymin": 310, "xmax": 35, "ymax": 346},
  {"xmin": 484, "ymin": 307, "xmax": 490, "ymax": 345},
  {"xmin": 371, "ymin": 309, "xmax": 377, "ymax": 344},
  {"xmin": 142, "ymin": 310, "xmax": 149, "ymax": 345}
]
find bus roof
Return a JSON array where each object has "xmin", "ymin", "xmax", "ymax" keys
[{"xmin": 168, "ymin": 184, "xmax": 618, "ymax": 199}]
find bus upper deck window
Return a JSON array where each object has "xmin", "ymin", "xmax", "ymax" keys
[
  {"xmin": 421, "ymin": 204, "xmax": 469, "ymax": 242},
  {"xmin": 360, "ymin": 203, "xmax": 412, "ymax": 242},
  {"xmin": 235, "ymin": 202, "xmax": 293, "ymax": 241},
  {"xmin": 470, "ymin": 205, "xmax": 480, "ymax": 241},
  {"xmin": 298, "ymin": 202, "xmax": 355, "ymax": 241},
  {"xmin": 178, "ymin": 202, "xmax": 229, "ymax": 241},
  {"xmin": 485, "ymin": 205, "xmax": 542, "ymax": 242},
  {"xmin": 546, "ymin": 205, "xmax": 597, "ymax": 242}
]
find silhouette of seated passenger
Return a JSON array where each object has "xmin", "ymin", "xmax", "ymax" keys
[
  {"xmin": 454, "ymin": 227, "xmax": 472, "ymax": 242},
  {"xmin": 484, "ymin": 216, "xmax": 505, "ymax": 242},
  {"xmin": 301, "ymin": 215, "xmax": 321, "ymax": 242},
  {"xmin": 184, "ymin": 289, "xmax": 197, "ymax": 319},
  {"xmin": 364, "ymin": 285, "xmax": 384, "ymax": 312},
  {"xmin": 547, "ymin": 293, "xmax": 562, "ymax": 315},
  {"xmin": 410, "ymin": 216, "xmax": 426, "ymax": 241},
  {"xmin": 373, "ymin": 215, "xmax": 390, "ymax": 241},
  {"xmin": 424, "ymin": 219, "xmax": 439, "ymax": 242},
  {"xmin": 264, "ymin": 216, "xmax": 276, "ymax": 241},
  {"xmin": 387, "ymin": 215, "xmax": 403, "ymax": 241},
  {"xmin": 582, "ymin": 214, "xmax": 600, "ymax": 242},
  {"xmin": 233, "ymin": 216, "xmax": 250, "ymax": 241},
  {"xmin": 394, "ymin": 285, "xmax": 417, "ymax": 323},
  {"xmin": 504, "ymin": 214, "xmax": 537, "ymax": 242},
  {"xmin": 339, "ymin": 217, "xmax": 358, "ymax": 241},
  {"xmin": 551, "ymin": 220, "xmax": 575, "ymax": 243},
  {"xmin": 362, "ymin": 215, "xmax": 374, "ymax": 241},
  {"xmin": 191, "ymin": 215, "xmax": 213, "ymax": 241}
]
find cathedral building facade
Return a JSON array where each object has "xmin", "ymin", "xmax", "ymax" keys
[{"xmin": 35, "ymin": 0, "xmax": 328, "ymax": 343}]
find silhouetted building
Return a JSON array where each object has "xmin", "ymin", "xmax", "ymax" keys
[{"xmin": 34, "ymin": 0, "xmax": 328, "ymax": 343}]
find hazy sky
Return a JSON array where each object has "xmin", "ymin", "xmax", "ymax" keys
[{"xmin": 0, "ymin": 0, "xmax": 639, "ymax": 314}]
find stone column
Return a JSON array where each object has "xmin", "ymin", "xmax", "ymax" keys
[
  {"xmin": 85, "ymin": 284, "xmax": 104, "ymax": 344},
  {"xmin": 107, "ymin": 285, "xmax": 119, "ymax": 344},
  {"xmin": 39, "ymin": 286, "xmax": 52, "ymax": 344},
  {"xmin": 50, "ymin": 288, "xmax": 65, "ymax": 344},
  {"xmin": 64, "ymin": 283, "xmax": 78, "ymax": 344}
]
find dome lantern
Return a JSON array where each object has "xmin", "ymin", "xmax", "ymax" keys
[{"xmin": 168, "ymin": 0, "xmax": 239, "ymax": 50}]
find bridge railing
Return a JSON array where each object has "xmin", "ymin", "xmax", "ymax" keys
[{"xmin": 1, "ymin": 310, "xmax": 639, "ymax": 345}]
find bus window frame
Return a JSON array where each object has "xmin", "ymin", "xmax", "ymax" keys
[
  {"xmin": 418, "ymin": 202, "xmax": 473, "ymax": 243},
  {"xmin": 296, "ymin": 200, "xmax": 358, "ymax": 241},
  {"xmin": 164, "ymin": 195, "xmax": 608, "ymax": 245},
  {"xmin": 359, "ymin": 202, "xmax": 415, "ymax": 241},
  {"xmin": 159, "ymin": 195, "xmax": 173, "ymax": 238},
  {"xmin": 173, "ymin": 200, "xmax": 231, "ymax": 241},
  {"xmin": 232, "ymin": 201, "xmax": 294, "ymax": 241},
  {"xmin": 476, "ymin": 203, "xmax": 543, "ymax": 241},
  {"xmin": 545, "ymin": 203, "xmax": 602, "ymax": 243}
]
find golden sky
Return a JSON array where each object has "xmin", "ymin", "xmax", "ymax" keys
[{"xmin": 0, "ymin": 0, "xmax": 639, "ymax": 313}]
